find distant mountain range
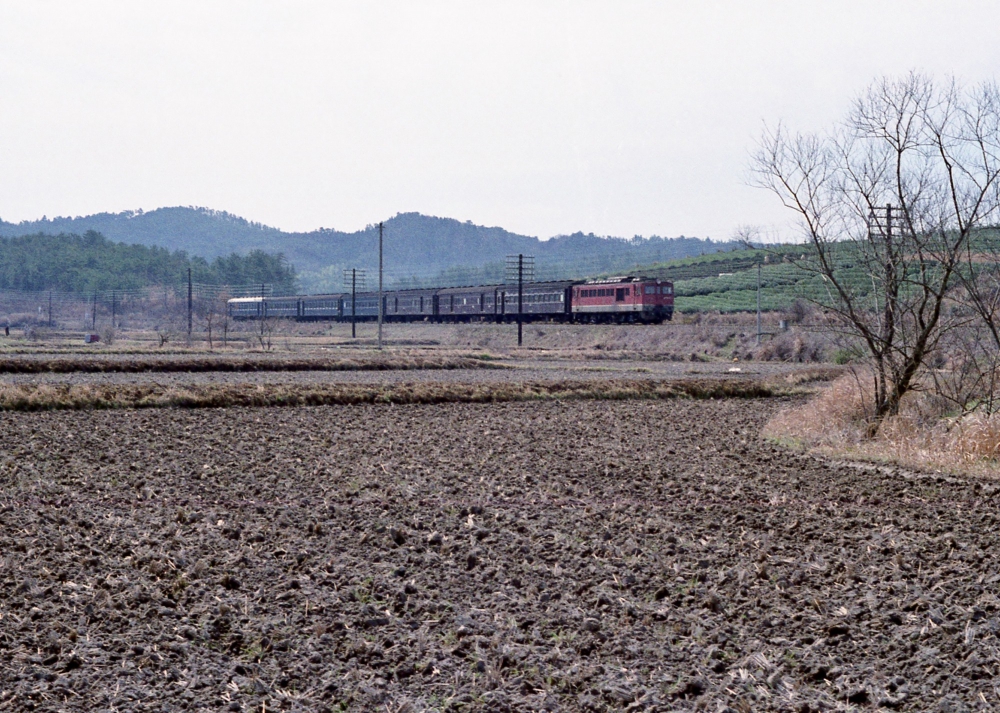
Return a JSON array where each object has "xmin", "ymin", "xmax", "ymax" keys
[{"xmin": 0, "ymin": 208, "xmax": 740, "ymax": 292}]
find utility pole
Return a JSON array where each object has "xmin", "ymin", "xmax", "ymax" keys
[
  {"xmin": 868, "ymin": 203, "xmax": 901, "ymax": 334},
  {"xmin": 378, "ymin": 221, "xmax": 383, "ymax": 351},
  {"xmin": 756, "ymin": 262, "xmax": 762, "ymax": 345},
  {"xmin": 187, "ymin": 268, "xmax": 193, "ymax": 342},
  {"xmin": 505, "ymin": 254, "xmax": 534, "ymax": 346},
  {"xmin": 518, "ymin": 254, "xmax": 524, "ymax": 346},
  {"xmin": 111, "ymin": 290, "xmax": 116, "ymax": 329},
  {"xmin": 884, "ymin": 203, "xmax": 894, "ymax": 331},
  {"xmin": 92, "ymin": 292, "xmax": 97, "ymax": 331},
  {"xmin": 343, "ymin": 268, "xmax": 365, "ymax": 339},
  {"xmin": 47, "ymin": 292, "xmax": 52, "ymax": 328}
]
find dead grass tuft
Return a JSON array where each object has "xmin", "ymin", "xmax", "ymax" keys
[{"xmin": 764, "ymin": 373, "xmax": 1000, "ymax": 474}]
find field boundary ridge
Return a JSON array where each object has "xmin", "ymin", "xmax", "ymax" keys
[{"xmin": 0, "ymin": 376, "xmax": 826, "ymax": 411}]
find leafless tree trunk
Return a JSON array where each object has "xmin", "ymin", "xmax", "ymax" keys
[
  {"xmin": 257, "ymin": 316, "xmax": 276, "ymax": 352},
  {"xmin": 205, "ymin": 311, "xmax": 215, "ymax": 351},
  {"xmin": 752, "ymin": 73, "xmax": 1000, "ymax": 435}
]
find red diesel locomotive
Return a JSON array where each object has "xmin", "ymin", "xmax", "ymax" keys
[{"xmin": 571, "ymin": 276, "xmax": 673, "ymax": 323}]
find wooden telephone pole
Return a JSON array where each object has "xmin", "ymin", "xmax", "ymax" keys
[
  {"xmin": 343, "ymin": 268, "xmax": 366, "ymax": 339},
  {"xmin": 505, "ymin": 254, "xmax": 535, "ymax": 346},
  {"xmin": 378, "ymin": 222, "xmax": 384, "ymax": 351}
]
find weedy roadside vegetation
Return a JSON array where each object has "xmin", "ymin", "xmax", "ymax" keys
[{"xmin": 766, "ymin": 372, "xmax": 1000, "ymax": 474}]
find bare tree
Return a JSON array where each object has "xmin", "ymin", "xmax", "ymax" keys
[
  {"xmin": 215, "ymin": 289, "xmax": 231, "ymax": 349},
  {"xmin": 731, "ymin": 224, "xmax": 763, "ymax": 246},
  {"xmin": 156, "ymin": 325, "xmax": 173, "ymax": 348},
  {"xmin": 204, "ymin": 309, "xmax": 216, "ymax": 351},
  {"xmin": 256, "ymin": 316, "xmax": 277, "ymax": 352},
  {"xmin": 752, "ymin": 73, "xmax": 1000, "ymax": 434},
  {"xmin": 200, "ymin": 296, "xmax": 223, "ymax": 351},
  {"xmin": 955, "ymin": 229, "xmax": 1000, "ymax": 396},
  {"xmin": 221, "ymin": 309, "xmax": 230, "ymax": 348}
]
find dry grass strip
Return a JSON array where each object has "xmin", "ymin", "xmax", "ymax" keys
[
  {"xmin": 0, "ymin": 378, "xmax": 781, "ymax": 411},
  {"xmin": 765, "ymin": 372, "xmax": 1000, "ymax": 474},
  {"xmin": 0, "ymin": 355, "xmax": 500, "ymax": 374}
]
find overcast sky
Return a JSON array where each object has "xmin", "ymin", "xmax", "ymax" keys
[{"xmin": 1, "ymin": 1, "xmax": 999, "ymax": 241}]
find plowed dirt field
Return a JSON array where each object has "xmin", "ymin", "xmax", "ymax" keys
[{"xmin": 1, "ymin": 399, "xmax": 998, "ymax": 712}]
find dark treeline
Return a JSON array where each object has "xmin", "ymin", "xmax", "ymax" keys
[{"xmin": 0, "ymin": 231, "xmax": 297, "ymax": 293}]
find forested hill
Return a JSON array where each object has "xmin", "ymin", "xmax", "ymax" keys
[
  {"xmin": 0, "ymin": 208, "xmax": 739, "ymax": 292},
  {"xmin": 0, "ymin": 232, "xmax": 297, "ymax": 294}
]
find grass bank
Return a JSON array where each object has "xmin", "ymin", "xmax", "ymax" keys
[{"xmin": 765, "ymin": 373, "xmax": 1000, "ymax": 475}]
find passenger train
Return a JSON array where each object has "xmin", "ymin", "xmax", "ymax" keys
[{"xmin": 228, "ymin": 275, "xmax": 673, "ymax": 324}]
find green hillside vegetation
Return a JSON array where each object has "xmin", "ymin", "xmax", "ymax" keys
[
  {"xmin": 0, "ymin": 231, "xmax": 297, "ymax": 293},
  {"xmin": 637, "ymin": 231, "xmax": 1000, "ymax": 313},
  {"xmin": 637, "ymin": 244, "xmax": 881, "ymax": 313}
]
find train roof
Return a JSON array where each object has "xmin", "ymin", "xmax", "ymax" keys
[
  {"xmin": 382, "ymin": 287, "xmax": 440, "ymax": 296},
  {"xmin": 582, "ymin": 276, "xmax": 672, "ymax": 284},
  {"xmin": 227, "ymin": 277, "xmax": 670, "ymax": 305},
  {"xmin": 228, "ymin": 293, "xmax": 350, "ymax": 304},
  {"xmin": 436, "ymin": 280, "xmax": 576, "ymax": 294}
]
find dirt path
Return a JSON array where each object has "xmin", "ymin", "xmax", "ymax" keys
[{"xmin": 1, "ymin": 399, "xmax": 997, "ymax": 711}]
